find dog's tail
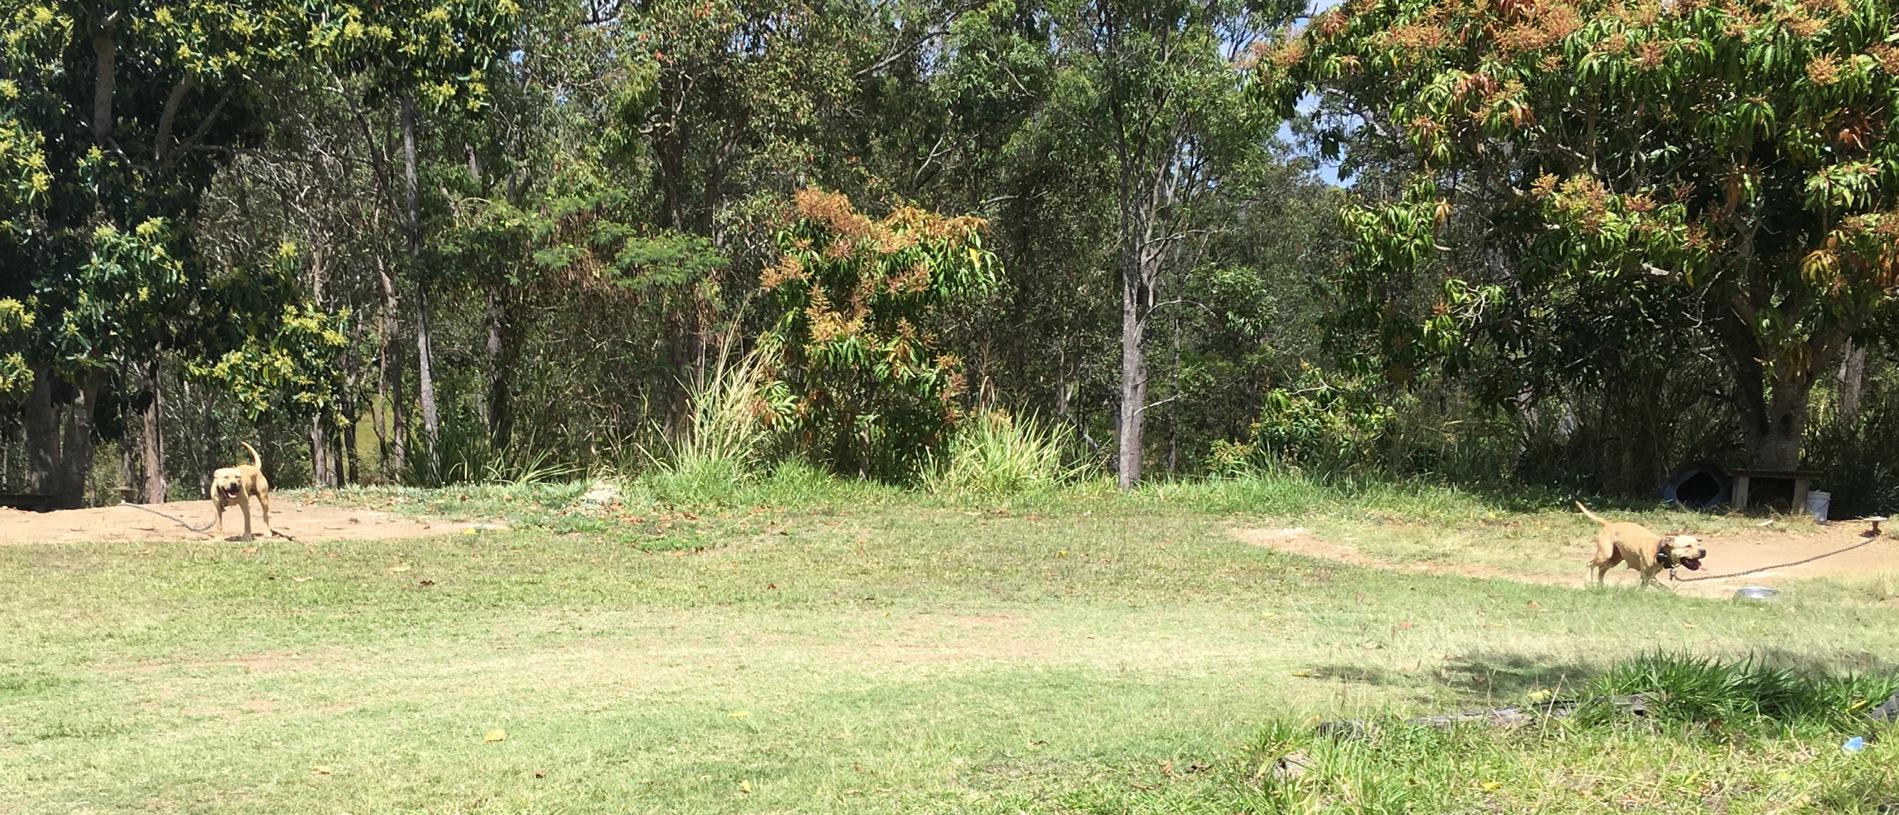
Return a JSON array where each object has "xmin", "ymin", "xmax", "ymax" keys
[
  {"xmin": 1575, "ymin": 501, "xmax": 1609, "ymax": 526},
  {"xmin": 241, "ymin": 442, "xmax": 262, "ymax": 470}
]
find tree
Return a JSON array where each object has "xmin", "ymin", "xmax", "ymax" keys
[
  {"xmin": 1042, "ymin": 0, "xmax": 1300, "ymax": 487},
  {"xmin": 1272, "ymin": 0, "xmax": 1899, "ymax": 471}
]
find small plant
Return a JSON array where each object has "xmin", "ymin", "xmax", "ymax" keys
[{"xmin": 924, "ymin": 410, "xmax": 1088, "ymax": 496}]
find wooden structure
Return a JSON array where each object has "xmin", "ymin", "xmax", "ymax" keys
[{"xmin": 1729, "ymin": 469, "xmax": 1821, "ymax": 513}]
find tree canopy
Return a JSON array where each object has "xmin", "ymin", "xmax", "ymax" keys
[{"xmin": 1269, "ymin": 0, "xmax": 1899, "ymax": 471}]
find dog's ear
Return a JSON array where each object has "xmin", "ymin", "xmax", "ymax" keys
[{"xmin": 1657, "ymin": 535, "xmax": 1675, "ymax": 550}]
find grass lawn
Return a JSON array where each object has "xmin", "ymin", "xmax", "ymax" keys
[{"xmin": 2, "ymin": 474, "xmax": 1896, "ymax": 813}]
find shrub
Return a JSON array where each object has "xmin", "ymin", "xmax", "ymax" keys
[{"xmin": 759, "ymin": 188, "xmax": 998, "ymax": 480}]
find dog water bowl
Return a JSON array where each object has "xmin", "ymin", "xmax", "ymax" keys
[{"xmin": 1734, "ymin": 586, "xmax": 1780, "ymax": 602}]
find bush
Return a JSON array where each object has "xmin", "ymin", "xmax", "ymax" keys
[{"xmin": 759, "ymin": 188, "xmax": 999, "ymax": 480}]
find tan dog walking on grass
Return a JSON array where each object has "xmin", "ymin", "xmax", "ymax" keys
[
  {"xmin": 211, "ymin": 443, "xmax": 273, "ymax": 541},
  {"xmin": 1578, "ymin": 501, "xmax": 1705, "ymax": 588}
]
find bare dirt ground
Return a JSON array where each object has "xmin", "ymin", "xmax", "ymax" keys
[
  {"xmin": 0, "ymin": 499, "xmax": 485, "ymax": 545},
  {"xmin": 1234, "ymin": 522, "xmax": 1899, "ymax": 599}
]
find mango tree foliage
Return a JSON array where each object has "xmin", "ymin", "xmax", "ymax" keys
[
  {"xmin": 191, "ymin": 301, "xmax": 364, "ymax": 430},
  {"xmin": 1270, "ymin": 0, "xmax": 1899, "ymax": 470},
  {"xmin": 761, "ymin": 188, "xmax": 999, "ymax": 480}
]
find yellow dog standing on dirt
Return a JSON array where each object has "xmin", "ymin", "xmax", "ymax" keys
[
  {"xmin": 211, "ymin": 443, "xmax": 274, "ymax": 541},
  {"xmin": 1578, "ymin": 501, "xmax": 1705, "ymax": 588}
]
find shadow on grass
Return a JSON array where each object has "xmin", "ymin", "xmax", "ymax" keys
[
  {"xmin": 1303, "ymin": 647, "xmax": 1899, "ymax": 712},
  {"xmin": 1299, "ymin": 654, "xmax": 1594, "ymax": 704}
]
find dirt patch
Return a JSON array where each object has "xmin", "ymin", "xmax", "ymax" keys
[
  {"xmin": 0, "ymin": 500, "xmax": 487, "ymax": 546},
  {"xmin": 1233, "ymin": 523, "xmax": 1899, "ymax": 599}
]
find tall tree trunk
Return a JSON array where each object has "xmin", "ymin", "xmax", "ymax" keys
[
  {"xmin": 400, "ymin": 93, "xmax": 440, "ymax": 480},
  {"xmin": 1839, "ymin": 341, "xmax": 1867, "ymax": 421},
  {"xmin": 414, "ymin": 286, "xmax": 442, "ymax": 479},
  {"xmin": 25, "ymin": 366, "xmax": 57, "ymax": 499},
  {"xmin": 1117, "ymin": 262, "xmax": 1149, "ymax": 489},
  {"xmin": 310, "ymin": 417, "xmax": 335, "ymax": 488},
  {"xmin": 342, "ymin": 421, "xmax": 360, "ymax": 486},
  {"xmin": 139, "ymin": 358, "xmax": 166, "ymax": 502},
  {"xmin": 55, "ymin": 371, "xmax": 102, "ymax": 509},
  {"xmin": 484, "ymin": 287, "xmax": 515, "ymax": 450},
  {"xmin": 1734, "ymin": 349, "xmax": 1821, "ymax": 472},
  {"xmin": 376, "ymin": 256, "xmax": 408, "ymax": 479}
]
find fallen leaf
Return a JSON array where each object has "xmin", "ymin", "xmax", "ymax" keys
[
  {"xmin": 312, "ymin": 766, "xmax": 333, "ymax": 776},
  {"xmin": 484, "ymin": 729, "xmax": 507, "ymax": 743},
  {"xmin": 419, "ymin": 579, "xmax": 436, "ymax": 587},
  {"xmin": 739, "ymin": 779, "xmax": 752, "ymax": 794},
  {"xmin": 242, "ymin": 547, "xmax": 259, "ymax": 555},
  {"xmin": 390, "ymin": 565, "xmax": 411, "ymax": 573},
  {"xmin": 728, "ymin": 710, "xmax": 751, "ymax": 719},
  {"xmin": 292, "ymin": 576, "xmax": 313, "ymax": 583},
  {"xmin": 1292, "ymin": 670, "xmax": 1315, "ymax": 678},
  {"xmin": 1481, "ymin": 780, "xmax": 1502, "ymax": 791}
]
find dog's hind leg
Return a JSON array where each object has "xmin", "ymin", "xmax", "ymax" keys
[
  {"xmin": 257, "ymin": 490, "xmax": 274, "ymax": 538},
  {"xmin": 1590, "ymin": 551, "xmax": 1621, "ymax": 587}
]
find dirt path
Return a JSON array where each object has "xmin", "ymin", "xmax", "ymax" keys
[
  {"xmin": 1234, "ymin": 524, "xmax": 1899, "ymax": 599},
  {"xmin": 0, "ymin": 500, "xmax": 485, "ymax": 545}
]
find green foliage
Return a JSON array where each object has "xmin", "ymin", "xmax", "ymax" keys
[
  {"xmin": 1271, "ymin": 0, "xmax": 1899, "ymax": 469},
  {"xmin": 761, "ymin": 188, "xmax": 999, "ymax": 480},
  {"xmin": 924, "ymin": 410, "xmax": 1087, "ymax": 497},
  {"xmin": 190, "ymin": 302, "xmax": 364, "ymax": 428},
  {"xmin": 0, "ymin": 297, "xmax": 32, "ymax": 393},
  {"xmin": 34, "ymin": 219, "xmax": 195, "ymax": 371},
  {"xmin": 1211, "ymin": 364, "xmax": 1398, "ymax": 477}
]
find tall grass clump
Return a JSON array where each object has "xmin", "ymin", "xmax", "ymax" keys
[
  {"xmin": 645, "ymin": 343, "xmax": 778, "ymax": 501},
  {"xmin": 1584, "ymin": 653, "xmax": 1899, "ymax": 732},
  {"xmin": 924, "ymin": 410, "xmax": 1088, "ymax": 496}
]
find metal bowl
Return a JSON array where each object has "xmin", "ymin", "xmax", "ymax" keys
[{"xmin": 1734, "ymin": 586, "xmax": 1781, "ymax": 602}]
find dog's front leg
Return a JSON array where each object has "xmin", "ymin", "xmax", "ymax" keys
[
  {"xmin": 238, "ymin": 496, "xmax": 254, "ymax": 542},
  {"xmin": 214, "ymin": 497, "xmax": 227, "ymax": 538}
]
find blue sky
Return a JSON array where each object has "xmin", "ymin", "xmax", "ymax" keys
[{"xmin": 1278, "ymin": 0, "xmax": 1347, "ymax": 186}]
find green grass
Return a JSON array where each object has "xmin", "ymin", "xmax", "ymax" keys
[{"xmin": 2, "ymin": 475, "xmax": 1896, "ymax": 813}]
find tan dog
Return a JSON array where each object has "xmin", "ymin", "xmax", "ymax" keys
[
  {"xmin": 1578, "ymin": 501, "xmax": 1704, "ymax": 587},
  {"xmin": 211, "ymin": 442, "xmax": 273, "ymax": 541}
]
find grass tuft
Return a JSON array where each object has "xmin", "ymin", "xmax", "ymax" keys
[
  {"xmin": 1585, "ymin": 652, "xmax": 1899, "ymax": 732},
  {"xmin": 925, "ymin": 410, "xmax": 1089, "ymax": 497},
  {"xmin": 645, "ymin": 344, "xmax": 778, "ymax": 502}
]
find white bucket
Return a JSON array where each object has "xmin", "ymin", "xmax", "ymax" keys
[{"xmin": 1807, "ymin": 490, "xmax": 1831, "ymax": 522}]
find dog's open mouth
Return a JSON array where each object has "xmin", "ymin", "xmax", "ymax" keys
[
  {"xmin": 1679, "ymin": 557, "xmax": 1703, "ymax": 571},
  {"xmin": 220, "ymin": 485, "xmax": 241, "ymax": 498}
]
